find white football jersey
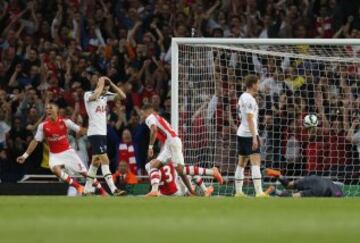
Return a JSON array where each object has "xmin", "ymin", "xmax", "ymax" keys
[
  {"xmin": 237, "ymin": 92, "xmax": 259, "ymax": 137},
  {"xmin": 84, "ymin": 91, "xmax": 115, "ymax": 136}
]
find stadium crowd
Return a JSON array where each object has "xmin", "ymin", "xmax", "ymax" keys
[{"xmin": 0, "ymin": 0, "xmax": 359, "ymax": 183}]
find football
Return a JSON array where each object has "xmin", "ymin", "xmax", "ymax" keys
[{"xmin": 304, "ymin": 114, "xmax": 319, "ymax": 128}]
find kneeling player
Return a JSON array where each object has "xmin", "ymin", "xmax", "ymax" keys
[
  {"xmin": 146, "ymin": 162, "xmax": 217, "ymax": 196},
  {"xmin": 265, "ymin": 168, "xmax": 343, "ymax": 197}
]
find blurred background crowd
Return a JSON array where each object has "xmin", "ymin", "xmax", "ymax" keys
[{"xmin": 0, "ymin": 0, "xmax": 359, "ymax": 183}]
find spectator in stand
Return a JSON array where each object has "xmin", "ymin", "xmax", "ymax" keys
[{"xmin": 118, "ymin": 128, "xmax": 137, "ymax": 175}]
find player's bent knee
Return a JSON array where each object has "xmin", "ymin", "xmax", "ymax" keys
[{"xmin": 150, "ymin": 159, "xmax": 161, "ymax": 168}]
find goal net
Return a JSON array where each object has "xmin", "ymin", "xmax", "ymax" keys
[{"xmin": 171, "ymin": 38, "xmax": 360, "ymax": 197}]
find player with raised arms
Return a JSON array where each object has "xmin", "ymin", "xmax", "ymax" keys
[
  {"xmin": 235, "ymin": 74, "xmax": 267, "ymax": 197},
  {"xmin": 142, "ymin": 104, "xmax": 203, "ymax": 197},
  {"xmin": 16, "ymin": 103, "xmax": 106, "ymax": 195},
  {"xmin": 83, "ymin": 76, "xmax": 127, "ymax": 196}
]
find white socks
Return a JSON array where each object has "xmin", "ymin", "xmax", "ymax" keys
[
  {"xmin": 84, "ymin": 164, "xmax": 98, "ymax": 192},
  {"xmin": 235, "ymin": 165, "xmax": 244, "ymax": 194},
  {"xmin": 101, "ymin": 164, "xmax": 117, "ymax": 193},
  {"xmin": 251, "ymin": 165, "xmax": 263, "ymax": 195},
  {"xmin": 149, "ymin": 168, "xmax": 160, "ymax": 192}
]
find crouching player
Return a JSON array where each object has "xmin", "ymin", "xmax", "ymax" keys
[
  {"xmin": 17, "ymin": 103, "xmax": 106, "ymax": 195},
  {"xmin": 146, "ymin": 162, "xmax": 217, "ymax": 196},
  {"xmin": 265, "ymin": 168, "xmax": 343, "ymax": 197}
]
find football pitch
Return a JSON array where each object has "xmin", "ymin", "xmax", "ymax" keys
[{"xmin": 0, "ymin": 197, "xmax": 360, "ymax": 243}]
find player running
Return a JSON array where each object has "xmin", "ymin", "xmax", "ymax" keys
[
  {"xmin": 16, "ymin": 103, "xmax": 106, "ymax": 195},
  {"xmin": 146, "ymin": 162, "xmax": 215, "ymax": 197},
  {"xmin": 265, "ymin": 168, "xmax": 344, "ymax": 197},
  {"xmin": 142, "ymin": 104, "xmax": 214, "ymax": 197},
  {"xmin": 83, "ymin": 76, "xmax": 127, "ymax": 196},
  {"xmin": 235, "ymin": 74, "xmax": 267, "ymax": 197}
]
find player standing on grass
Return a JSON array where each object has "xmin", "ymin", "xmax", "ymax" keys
[
  {"xmin": 235, "ymin": 74, "xmax": 267, "ymax": 197},
  {"xmin": 16, "ymin": 103, "xmax": 106, "ymax": 195},
  {"xmin": 83, "ymin": 76, "xmax": 127, "ymax": 196},
  {"xmin": 142, "ymin": 104, "xmax": 199, "ymax": 197}
]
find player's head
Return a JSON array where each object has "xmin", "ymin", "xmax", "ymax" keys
[
  {"xmin": 244, "ymin": 74, "xmax": 259, "ymax": 92},
  {"xmin": 98, "ymin": 76, "xmax": 110, "ymax": 95},
  {"xmin": 141, "ymin": 104, "xmax": 154, "ymax": 118},
  {"xmin": 45, "ymin": 102, "xmax": 59, "ymax": 119},
  {"xmin": 101, "ymin": 84, "xmax": 110, "ymax": 95}
]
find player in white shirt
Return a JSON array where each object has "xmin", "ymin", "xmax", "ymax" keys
[
  {"xmin": 141, "ymin": 104, "xmax": 196, "ymax": 197},
  {"xmin": 83, "ymin": 76, "xmax": 127, "ymax": 196},
  {"xmin": 235, "ymin": 74, "xmax": 267, "ymax": 197}
]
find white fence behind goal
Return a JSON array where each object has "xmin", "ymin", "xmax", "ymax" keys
[{"xmin": 171, "ymin": 38, "xmax": 360, "ymax": 197}]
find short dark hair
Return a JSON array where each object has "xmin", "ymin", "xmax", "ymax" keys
[
  {"xmin": 142, "ymin": 104, "xmax": 154, "ymax": 111},
  {"xmin": 244, "ymin": 74, "xmax": 259, "ymax": 89}
]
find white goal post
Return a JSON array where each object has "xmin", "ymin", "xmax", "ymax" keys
[{"xmin": 171, "ymin": 38, "xmax": 360, "ymax": 196}]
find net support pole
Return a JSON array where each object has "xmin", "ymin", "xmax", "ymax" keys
[{"xmin": 171, "ymin": 39, "xmax": 179, "ymax": 133}]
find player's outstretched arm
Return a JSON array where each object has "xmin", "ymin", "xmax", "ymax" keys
[
  {"xmin": 16, "ymin": 139, "xmax": 39, "ymax": 164},
  {"xmin": 88, "ymin": 76, "xmax": 106, "ymax": 101},
  {"xmin": 148, "ymin": 125, "xmax": 157, "ymax": 158},
  {"xmin": 107, "ymin": 78, "xmax": 126, "ymax": 100}
]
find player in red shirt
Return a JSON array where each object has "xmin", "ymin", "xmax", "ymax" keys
[
  {"xmin": 149, "ymin": 163, "xmax": 215, "ymax": 197},
  {"xmin": 142, "ymin": 104, "xmax": 199, "ymax": 197},
  {"xmin": 16, "ymin": 103, "xmax": 106, "ymax": 195}
]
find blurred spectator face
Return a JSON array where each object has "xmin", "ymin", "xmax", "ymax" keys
[
  {"xmin": 29, "ymin": 49, "xmax": 38, "ymax": 62},
  {"xmin": 118, "ymin": 161, "xmax": 128, "ymax": 174},
  {"xmin": 118, "ymin": 29, "xmax": 127, "ymax": 39},
  {"xmin": 30, "ymin": 65, "xmax": 39, "ymax": 77},
  {"xmin": 264, "ymin": 114, "xmax": 273, "ymax": 128},
  {"xmin": 14, "ymin": 117, "xmax": 22, "ymax": 129},
  {"xmin": 129, "ymin": 112, "xmax": 140, "ymax": 126},
  {"xmin": 230, "ymin": 16, "xmax": 241, "ymax": 28},
  {"xmin": 295, "ymin": 25, "xmax": 306, "ymax": 38},
  {"xmin": 41, "ymin": 21, "xmax": 50, "ymax": 34},
  {"xmin": 151, "ymin": 94, "xmax": 161, "ymax": 108},
  {"xmin": 49, "ymin": 50, "xmax": 57, "ymax": 61},
  {"xmin": 7, "ymin": 30, "xmax": 16, "ymax": 44},
  {"xmin": 216, "ymin": 11, "xmax": 226, "ymax": 25},
  {"xmin": 24, "ymin": 35, "xmax": 33, "ymax": 46},
  {"xmin": 142, "ymin": 97, "xmax": 149, "ymax": 106},
  {"xmin": 136, "ymin": 44, "xmax": 147, "ymax": 58},
  {"xmin": 164, "ymin": 98, "xmax": 171, "ymax": 112},
  {"xmin": 176, "ymin": 25, "xmax": 187, "ymax": 37},
  {"xmin": 59, "ymin": 108, "xmax": 66, "ymax": 117},
  {"xmin": 122, "ymin": 129, "xmax": 132, "ymax": 144}
]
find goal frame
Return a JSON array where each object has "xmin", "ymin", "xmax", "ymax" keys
[{"xmin": 171, "ymin": 38, "xmax": 360, "ymax": 132}]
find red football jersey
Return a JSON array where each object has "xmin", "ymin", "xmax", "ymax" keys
[
  {"xmin": 34, "ymin": 117, "xmax": 80, "ymax": 153},
  {"xmin": 159, "ymin": 164, "xmax": 178, "ymax": 195},
  {"xmin": 145, "ymin": 113, "xmax": 177, "ymax": 144}
]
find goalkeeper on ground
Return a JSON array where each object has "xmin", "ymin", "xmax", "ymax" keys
[{"xmin": 265, "ymin": 169, "xmax": 343, "ymax": 197}]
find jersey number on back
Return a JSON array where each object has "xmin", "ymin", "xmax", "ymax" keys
[{"xmin": 163, "ymin": 165, "xmax": 173, "ymax": 183}]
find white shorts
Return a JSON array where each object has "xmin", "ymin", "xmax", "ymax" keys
[
  {"xmin": 49, "ymin": 149, "xmax": 87, "ymax": 175},
  {"xmin": 157, "ymin": 137, "xmax": 184, "ymax": 166}
]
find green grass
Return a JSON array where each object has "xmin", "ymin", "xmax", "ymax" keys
[{"xmin": 0, "ymin": 197, "xmax": 360, "ymax": 243}]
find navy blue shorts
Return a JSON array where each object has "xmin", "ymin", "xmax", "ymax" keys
[
  {"xmin": 88, "ymin": 135, "xmax": 107, "ymax": 155},
  {"xmin": 237, "ymin": 136, "xmax": 260, "ymax": 156}
]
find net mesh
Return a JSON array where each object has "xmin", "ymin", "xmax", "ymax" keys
[{"xmin": 176, "ymin": 42, "xmax": 360, "ymax": 196}]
